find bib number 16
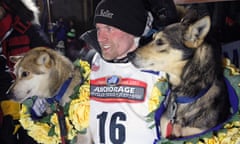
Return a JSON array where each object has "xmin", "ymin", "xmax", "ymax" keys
[{"xmin": 97, "ymin": 112, "xmax": 126, "ymax": 144}]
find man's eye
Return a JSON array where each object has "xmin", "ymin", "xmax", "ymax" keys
[
  {"xmin": 105, "ymin": 27, "xmax": 112, "ymax": 32},
  {"xmin": 21, "ymin": 71, "xmax": 29, "ymax": 78}
]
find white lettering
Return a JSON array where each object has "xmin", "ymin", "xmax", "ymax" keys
[
  {"xmin": 99, "ymin": 9, "xmax": 114, "ymax": 18},
  {"xmin": 93, "ymin": 86, "xmax": 135, "ymax": 93}
]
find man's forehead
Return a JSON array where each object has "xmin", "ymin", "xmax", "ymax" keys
[{"xmin": 96, "ymin": 23, "xmax": 114, "ymax": 29}]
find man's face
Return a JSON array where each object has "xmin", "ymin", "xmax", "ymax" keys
[{"xmin": 96, "ymin": 23, "xmax": 136, "ymax": 61}]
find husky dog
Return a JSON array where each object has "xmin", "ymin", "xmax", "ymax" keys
[
  {"xmin": 132, "ymin": 16, "xmax": 231, "ymax": 138},
  {"xmin": 8, "ymin": 47, "xmax": 91, "ymax": 143},
  {"xmin": 8, "ymin": 47, "xmax": 82, "ymax": 104}
]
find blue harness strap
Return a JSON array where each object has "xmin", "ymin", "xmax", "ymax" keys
[
  {"xmin": 47, "ymin": 77, "xmax": 73, "ymax": 104},
  {"xmin": 175, "ymin": 84, "xmax": 211, "ymax": 104},
  {"xmin": 225, "ymin": 77, "xmax": 239, "ymax": 114},
  {"xmin": 141, "ymin": 70, "xmax": 160, "ymax": 76},
  {"xmin": 46, "ymin": 78, "xmax": 72, "ymax": 144},
  {"xmin": 153, "ymin": 77, "xmax": 239, "ymax": 143},
  {"xmin": 153, "ymin": 89, "xmax": 170, "ymax": 143}
]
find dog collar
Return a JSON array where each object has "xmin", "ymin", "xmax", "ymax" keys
[
  {"xmin": 154, "ymin": 84, "xmax": 212, "ymax": 139},
  {"xmin": 47, "ymin": 77, "xmax": 73, "ymax": 104},
  {"xmin": 174, "ymin": 84, "xmax": 211, "ymax": 104}
]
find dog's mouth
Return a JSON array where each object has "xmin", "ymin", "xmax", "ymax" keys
[
  {"xmin": 19, "ymin": 95, "xmax": 34, "ymax": 103},
  {"xmin": 10, "ymin": 94, "xmax": 32, "ymax": 103},
  {"xmin": 131, "ymin": 54, "xmax": 155, "ymax": 69},
  {"xmin": 127, "ymin": 51, "xmax": 136, "ymax": 62},
  {"xmin": 129, "ymin": 51, "xmax": 141, "ymax": 67},
  {"xmin": 6, "ymin": 84, "xmax": 33, "ymax": 103},
  {"xmin": 15, "ymin": 97, "xmax": 28, "ymax": 103}
]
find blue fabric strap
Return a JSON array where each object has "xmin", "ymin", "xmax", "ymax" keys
[
  {"xmin": 47, "ymin": 77, "xmax": 72, "ymax": 104},
  {"xmin": 154, "ymin": 89, "xmax": 170, "ymax": 143},
  {"xmin": 141, "ymin": 70, "xmax": 160, "ymax": 75},
  {"xmin": 172, "ymin": 77, "xmax": 239, "ymax": 141},
  {"xmin": 175, "ymin": 84, "xmax": 211, "ymax": 104},
  {"xmin": 224, "ymin": 77, "xmax": 239, "ymax": 114}
]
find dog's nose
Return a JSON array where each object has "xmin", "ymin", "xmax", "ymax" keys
[
  {"xmin": 127, "ymin": 52, "xmax": 136, "ymax": 61},
  {"xmin": 6, "ymin": 92, "xmax": 11, "ymax": 99},
  {"xmin": 5, "ymin": 89, "xmax": 13, "ymax": 99}
]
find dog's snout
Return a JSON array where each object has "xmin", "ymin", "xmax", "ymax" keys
[
  {"xmin": 127, "ymin": 52, "xmax": 136, "ymax": 61},
  {"xmin": 6, "ymin": 90, "xmax": 13, "ymax": 99}
]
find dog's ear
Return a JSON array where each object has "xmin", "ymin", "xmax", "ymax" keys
[
  {"xmin": 37, "ymin": 52, "xmax": 52, "ymax": 68},
  {"xmin": 180, "ymin": 8, "xmax": 198, "ymax": 25},
  {"xmin": 183, "ymin": 16, "xmax": 211, "ymax": 48},
  {"xmin": 9, "ymin": 56, "xmax": 24, "ymax": 64}
]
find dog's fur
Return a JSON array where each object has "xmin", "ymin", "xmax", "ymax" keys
[
  {"xmin": 132, "ymin": 16, "xmax": 231, "ymax": 138},
  {"xmin": 8, "ymin": 47, "xmax": 91, "ymax": 143},
  {"xmin": 9, "ymin": 47, "xmax": 81, "ymax": 104}
]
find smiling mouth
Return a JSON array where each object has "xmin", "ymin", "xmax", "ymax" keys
[{"xmin": 102, "ymin": 45, "xmax": 110, "ymax": 49}]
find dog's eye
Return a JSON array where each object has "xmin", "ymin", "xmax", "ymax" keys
[
  {"xmin": 21, "ymin": 71, "xmax": 29, "ymax": 78},
  {"xmin": 156, "ymin": 39, "xmax": 164, "ymax": 45}
]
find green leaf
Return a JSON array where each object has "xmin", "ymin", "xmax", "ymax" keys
[
  {"xmin": 70, "ymin": 85, "xmax": 80, "ymax": 99},
  {"xmin": 148, "ymin": 123, "xmax": 156, "ymax": 129},
  {"xmin": 78, "ymin": 128, "xmax": 87, "ymax": 134},
  {"xmin": 22, "ymin": 96, "xmax": 38, "ymax": 107},
  {"xmin": 39, "ymin": 115, "xmax": 51, "ymax": 123},
  {"xmin": 69, "ymin": 136, "xmax": 77, "ymax": 144},
  {"xmin": 48, "ymin": 125, "xmax": 56, "ymax": 136},
  {"xmin": 50, "ymin": 103, "xmax": 57, "ymax": 111},
  {"xmin": 73, "ymin": 59, "xmax": 80, "ymax": 67},
  {"xmin": 64, "ymin": 102, "xmax": 70, "ymax": 116}
]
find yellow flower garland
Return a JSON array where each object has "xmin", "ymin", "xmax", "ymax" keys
[
  {"xmin": 19, "ymin": 58, "xmax": 240, "ymax": 144},
  {"xmin": 19, "ymin": 60, "xmax": 90, "ymax": 144}
]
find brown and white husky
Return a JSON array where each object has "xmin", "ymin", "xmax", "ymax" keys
[{"xmin": 132, "ymin": 15, "xmax": 231, "ymax": 138}]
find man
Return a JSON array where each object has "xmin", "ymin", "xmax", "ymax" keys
[
  {"xmin": 88, "ymin": 0, "xmax": 164, "ymax": 143},
  {"xmin": 30, "ymin": 0, "xmax": 165, "ymax": 143}
]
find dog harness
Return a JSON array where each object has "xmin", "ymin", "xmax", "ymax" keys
[
  {"xmin": 153, "ymin": 77, "xmax": 239, "ymax": 143},
  {"xmin": 46, "ymin": 77, "xmax": 73, "ymax": 104},
  {"xmin": 46, "ymin": 77, "xmax": 72, "ymax": 144}
]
